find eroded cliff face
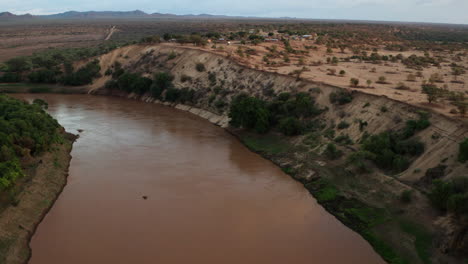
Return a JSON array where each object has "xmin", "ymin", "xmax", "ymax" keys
[{"xmin": 90, "ymin": 44, "xmax": 468, "ymax": 263}]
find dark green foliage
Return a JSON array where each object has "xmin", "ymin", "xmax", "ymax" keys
[
  {"xmin": 334, "ymin": 134, "xmax": 353, "ymax": 145},
  {"xmin": 0, "ymin": 72, "xmax": 22, "ymax": 83},
  {"xmin": 347, "ymin": 151, "xmax": 375, "ymax": 173},
  {"xmin": 400, "ymin": 118, "xmax": 431, "ymax": 139},
  {"xmin": 395, "ymin": 138, "xmax": 425, "ymax": 156},
  {"xmin": 329, "ymin": 90, "xmax": 353, "ymax": 105},
  {"xmin": 28, "ymin": 69, "xmax": 58, "ymax": 84},
  {"xmin": 278, "ymin": 117, "xmax": 303, "ymax": 136},
  {"xmin": 61, "ymin": 60, "xmax": 101, "ymax": 86},
  {"xmin": 165, "ymin": 88, "xmax": 182, "ymax": 102},
  {"xmin": 458, "ymin": 138, "xmax": 468, "ymax": 162},
  {"xmin": 214, "ymin": 100, "xmax": 226, "ymax": 109},
  {"xmin": 161, "ymin": 87, "xmax": 195, "ymax": 104},
  {"xmin": 117, "ymin": 72, "xmax": 139, "ymax": 92},
  {"xmin": 337, "ymin": 121, "xmax": 350, "ymax": 129},
  {"xmin": 400, "ymin": 190, "xmax": 413, "ymax": 203},
  {"xmin": 180, "ymin": 74, "xmax": 192, "ymax": 83},
  {"xmin": 0, "ymin": 95, "xmax": 61, "ymax": 189},
  {"xmin": 105, "ymin": 79, "xmax": 118, "ymax": 90},
  {"xmin": 429, "ymin": 177, "xmax": 468, "ymax": 217},
  {"xmin": 268, "ymin": 92, "xmax": 322, "ymax": 124},
  {"xmin": 229, "ymin": 95, "xmax": 271, "ymax": 134},
  {"xmin": 399, "ymin": 221, "xmax": 432, "ymax": 264},
  {"xmin": 178, "ymin": 88, "xmax": 196, "ymax": 103},
  {"xmin": 424, "ymin": 165, "xmax": 447, "ymax": 183},
  {"xmin": 131, "ymin": 77, "xmax": 153, "ymax": 95},
  {"xmin": 151, "ymin": 72, "xmax": 174, "ymax": 98},
  {"xmin": 361, "ymin": 131, "xmax": 424, "ymax": 173},
  {"xmin": 324, "ymin": 143, "xmax": 343, "ymax": 160},
  {"xmin": 4, "ymin": 57, "xmax": 31, "ymax": 72},
  {"xmin": 32, "ymin": 99, "xmax": 48, "ymax": 110},
  {"xmin": 208, "ymin": 72, "xmax": 217, "ymax": 86},
  {"xmin": 195, "ymin": 63, "xmax": 206, "ymax": 72}
]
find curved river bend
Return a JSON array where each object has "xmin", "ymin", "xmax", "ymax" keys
[{"xmin": 15, "ymin": 94, "xmax": 384, "ymax": 264}]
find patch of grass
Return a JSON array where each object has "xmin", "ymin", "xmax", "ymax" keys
[
  {"xmin": 0, "ymin": 237, "xmax": 13, "ymax": 262},
  {"xmin": 399, "ymin": 220, "xmax": 432, "ymax": 264},
  {"xmin": 303, "ymin": 132, "xmax": 321, "ymax": 148},
  {"xmin": 241, "ymin": 134, "xmax": 290, "ymax": 155},
  {"xmin": 345, "ymin": 207, "xmax": 388, "ymax": 228},
  {"xmin": 314, "ymin": 181, "xmax": 339, "ymax": 202},
  {"xmin": 281, "ymin": 167, "xmax": 296, "ymax": 175},
  {"xmin": 363, "ymin": 231, "xmax": 410, "ymax": 264}
]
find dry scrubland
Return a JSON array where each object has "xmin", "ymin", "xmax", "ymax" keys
[
  {"xmin": 162, "ymin": 40, "xmax": 468, "ymax": 118},
  {"xmin": 1, "ymin": 18, "xmax": 468, "ymax": 264}
]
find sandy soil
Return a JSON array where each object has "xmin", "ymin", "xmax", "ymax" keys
[{"xmin": 158, "ymin": 41, "xmax": 468, "ymax": 119}]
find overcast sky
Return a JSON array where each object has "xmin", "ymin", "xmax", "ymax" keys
[{"xmin": 2, "ymin": 0, "xmax": 468, "ymax": 24}]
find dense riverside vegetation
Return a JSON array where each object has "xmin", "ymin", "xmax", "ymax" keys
[
  {"xmin": 0, "ymin": 95, "xmax": 61, "ymax": 190},
  {"xmin": 0, "ymin": 43, "xmax": 124, "ymax": 85}
]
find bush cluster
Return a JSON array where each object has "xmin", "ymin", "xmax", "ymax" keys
[
  {"xmin": 0, "ymin": 96, "xmax": 61, "ymax": 190},
  {"xmin": 229, "ymin": 92, "xmax": 323, "ymax": 135},
  {"xmin": 429, "ymin": 178, "xmax": 468, "ymax": 216}
]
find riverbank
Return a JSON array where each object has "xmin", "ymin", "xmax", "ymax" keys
[
  {"xmin": 95, "ymin": 87, "xmax": 464, "ymax": 264},
  {"xmin": 0, "ymin": 132, "xmax": 76, "ymax": 264}
]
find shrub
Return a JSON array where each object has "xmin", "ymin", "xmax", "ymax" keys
[
  {"xmin": 350, "ymin": 78, "xmax": 359, "ymax": 87},
  {"xmin": 334, "ymin": 134, "xmax": 353, "ymax": 145},
  {"xmin": 61, "ymin": 59, "xmax": 101, "ymax": 86},
  {"xmin": 0, "ymin": 95, "xmax": 61, "ymax": 189},
  {"xmin": 429, "ymin": 180, "xmax": 456, "ymax": 211},
  {"xmin": 458, "ymin": 138, "xmax": 468, "ymax": 162},
  {"xmin": 214, "ymin": 100, "xmax": 226, "ymax": 109},
  {"xmin": 0, "ymin": 72, "xmax": 23, "ymax": 82},
  {"xmin": 208, "ymin": 72, "xmax": 217, "ymax": 85},
  {"xmin": 164, "ymin": 88, "xmax": 181, "ymax": 102},
  {"xmin": 28, "ymin": 69, "xmax": 58, "ymax": 83},
  {"xmin": 180, "ymin": 74, "xmax": 192, "ymax": 83},
  {"xmin": 347, "ymin": 151, "xmax": 374, "ymax": 172},
  {"xmin": 361, "ymin": 131, "xmax": 424, "ymax": 173},
  {"xmin": 337, "ymin": 121, "xmax": 350, "ymax": 129},
  {"xmin": 279, "ymin": 117, "xmax": 303, "ymax": 136},
  {"xmin": 151, "ymin": 72, "xmax": 174, "ymax": 98},
  {"xmin": 195, "ymin": 63, "xmax": 206, "ymax": 72},
  {"xmin": 330, "ymin": 90, "xmax": 353, "ymax": 105},
  {"xmin": 32, "ymin": 99, "xmax": 48, "ymax": 109},
  {"xmin": 105, "ymin": 79, "xmax": 118, "ymax": 90},
  {"xmin": 117, "ymin": 72, "xmax": 139, "ymax": 92},
  {"xmin": 400, "ymin": 190, "xmax": 413, "ymax": 203},
  {"xmin": 324, "ymin": 143, "xmax": 343, "ymax": 160},
  {"xmin": 131, "ymin": 77, "xmax": 152, "ymax": 95},
  {"xmin": 229, "ymin": 95, "xmax": 271, "ymax": 134}
]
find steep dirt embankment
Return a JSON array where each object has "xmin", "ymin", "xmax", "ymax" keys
[
  {"xmin": 90, "ymin": 44, "xmax": 468, "ymax": 264},
  {"xmin": 0, "ymin": 132, "xmax": 76, "ymax": 264}
]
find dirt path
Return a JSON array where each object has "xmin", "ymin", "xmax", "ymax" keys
[{"xmin": 104, "ymin": 26, "xmax": 116, "ymax": 41}]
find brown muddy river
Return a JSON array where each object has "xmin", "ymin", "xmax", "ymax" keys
[{"xmin": 16, "ymin": 94, "xmax": 384, "ymax": 264}]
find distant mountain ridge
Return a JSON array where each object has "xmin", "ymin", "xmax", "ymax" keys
[
  {"xmin": 0, "ymin": 12, "xmax": 34, "ymax": 19},
  {"xmin": 0, "ymin": 10, "xmax": 262, "ymax": 20}
]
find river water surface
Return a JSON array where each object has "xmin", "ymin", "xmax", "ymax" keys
[{"xmin": 15, "ymin": 94, "xmax": 384, "ymax": 264}]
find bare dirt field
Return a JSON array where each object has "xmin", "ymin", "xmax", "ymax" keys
[
  {"xmin": 159, "ymin": 40, "xmax": 468, "ymax": 118},
  {"xmin": 0, "ymin": 22, "xmax": 109, "ymax": 62}
]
